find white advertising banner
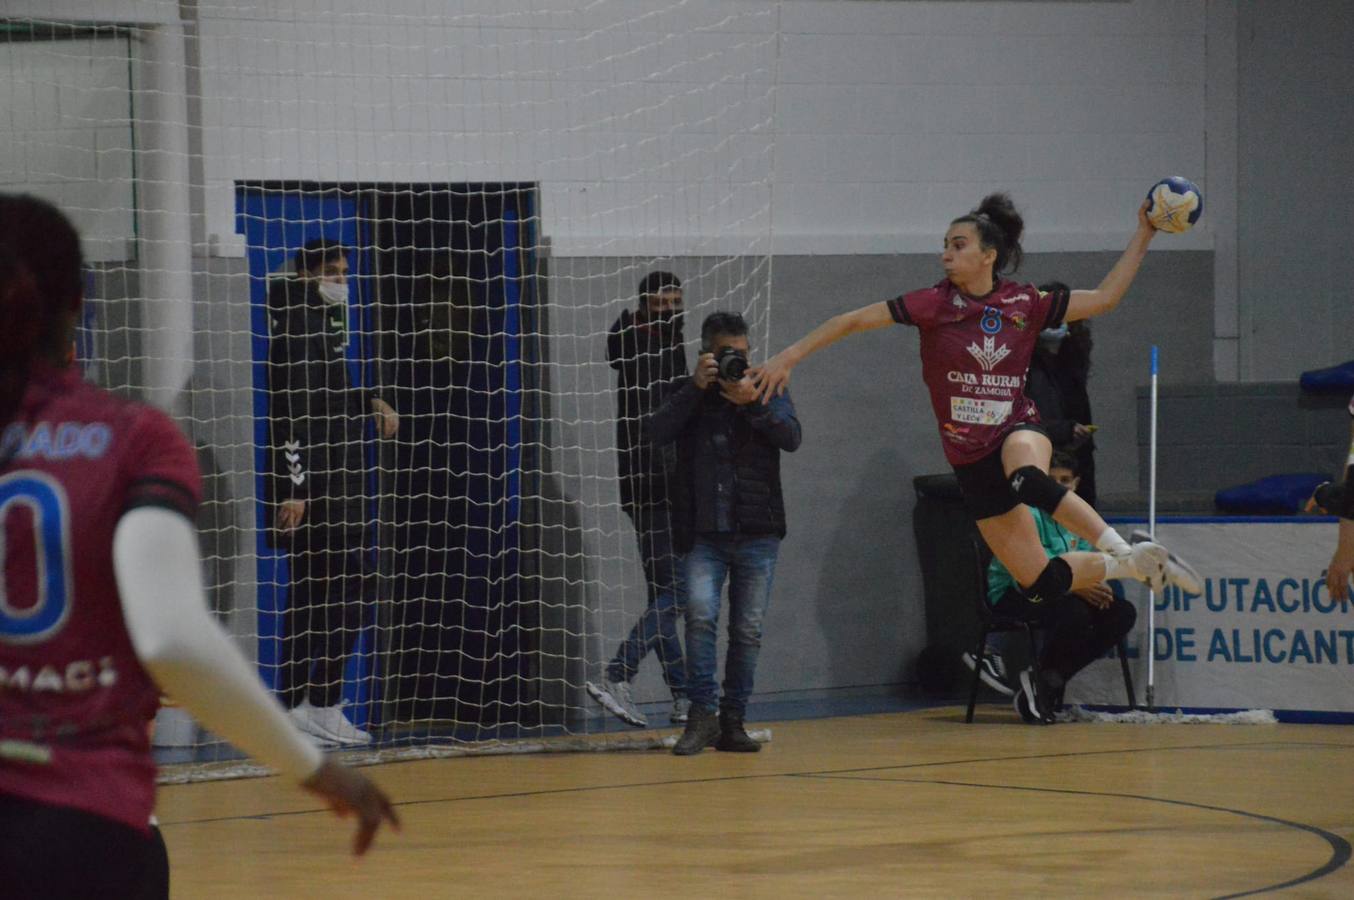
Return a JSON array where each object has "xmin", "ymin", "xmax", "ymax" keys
[{"xmin": 1066, "ymin": 520, "xmax": 1354, "ymax": 715}]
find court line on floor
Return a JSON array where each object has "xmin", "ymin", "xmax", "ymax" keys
[
  {"xmin": 156, "ymin": 737, "xmax": 1317, "ymax": 829},
  {"xmin": 794, "ymin": 772, "xmax": 1349, "ymax": 899}
]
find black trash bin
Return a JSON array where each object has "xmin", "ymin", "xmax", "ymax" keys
[{"xmin": 911, "ymin": 474, "xmax": 983, "ymax": 697}]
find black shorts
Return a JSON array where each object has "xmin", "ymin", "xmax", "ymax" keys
[
  {"xmin": 0, "ymin": 794, "xmax": 167, "ymax": 900},
  {"xmin": 952, "ymin": 424, "xmax": 1049, "ymax": 521}
]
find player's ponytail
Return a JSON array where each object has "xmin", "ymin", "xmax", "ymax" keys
[
  {"xmin": 0, "ymin": 246, "xmax": 41, "ymax": 436},
  {"xmin": 0, "ymin": 194, "xmax": 85, "ymax": 436},
  {"xmin": 955, "ymin": 192, "xmax": 1025, "ymax": 277}
]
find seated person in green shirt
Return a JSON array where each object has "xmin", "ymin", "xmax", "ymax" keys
[{"xmin": 987, "ymin": 451, "xmax": 1137, "ymax": 723}]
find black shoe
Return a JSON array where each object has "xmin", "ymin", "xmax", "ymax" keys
[
  {"xmin": 672, "ymin": 706, "xmax": 721, "ymax": 756},
  {"xmin": 716, "ymin": 711, "xmax": 761, "ymax": 752},
  {"xmin": 1016, "ymin": 668, "xmax": 1054, "ymax": 725},
  {"xmin": 1013, "ymin": 688, "xmax": 1040, "ymax": 724}
]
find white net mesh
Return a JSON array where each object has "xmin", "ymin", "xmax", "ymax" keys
[{"xmin": 1, "ymin": 2, "xmax": 779, "ymax": 775}]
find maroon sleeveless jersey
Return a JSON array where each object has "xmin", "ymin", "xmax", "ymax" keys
[
  {"xmin": 887, "ymin": 278, "xmax": 1069, "ymax": 466},
  {"xmin": 0, "ymin": 365, "xmax": 201, "ymax": 832}
]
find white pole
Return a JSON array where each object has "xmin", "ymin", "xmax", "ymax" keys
[
  {"xmin": 1146, "ymin": 345, "xmax": 1159, "ymax": 709},
  {"xmin": 135, "ymin": 24, "xmax": 194, "ymax": 415}
]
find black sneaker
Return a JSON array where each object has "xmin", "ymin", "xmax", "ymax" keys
[
  {"xmin": 1017, "ymin": 668, "xmax": 1054, "ymax": 724},
  {"xmin": 672, "ymin": 706, "xmax": 721, "ymax": 756},
  {"xmin": 716, "ymin": 711, "xmax": 761, "ymax": 752},
  {"xmin": 962, "ymin": 649, "xmax": 1014, "ymax": 697},
  {"xmin": 1013, "ymin": 688, "xmax": 1040, "ymax": 724}
]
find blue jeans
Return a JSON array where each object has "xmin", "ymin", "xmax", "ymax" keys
[
  {"xmin": 607, "ymin": 504, "xmax": 686, "ymax": 694},
  {"xmin": 683, "ymin": 534, "xmax": 780, "ymax": 715}
]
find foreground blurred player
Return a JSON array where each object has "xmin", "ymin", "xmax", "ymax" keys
[
  {"xmin": 0, "ymin": 195, "xmax": 398, "ymax": 899},
  {"xmin": 752, "ymin": 194, "xmax": 1201, "ymax": 721}
]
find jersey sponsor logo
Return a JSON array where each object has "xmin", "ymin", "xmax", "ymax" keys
[
  {"xmin": 966, "ymin": 336, "xmax": 1011, "ymax": 371},
  {"xmin": 1000, "ymin": 292, "xmax": 1031, "ymax": 305},
  {"xmin": 0, "ymin": 472, "xmax": 74, "ymax": 645},
  {"xmin": 1008, "ymin": 311, "xmax": 1028, "ymax": 330},
  {"xmin": 951, "ymin": 295, "xmax": 966, "ymax": 308},
  {"xmin": 0, "ymin": 656, "xmax": 118, "ymax": 693},
  {"xmin": 0, "ymin": 422, "xmax": 111, "ymax": 462},
  {"xmin": 950, "ymin": 396, "xmax": 1013, "ymax": 426}
]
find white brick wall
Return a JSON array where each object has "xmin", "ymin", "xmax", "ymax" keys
[
  {"xmin": 189, "ymin": 0, "xmax": 1212, "ymax": 257},
  {"xmin": 0, "ymin": 37, "xmax": 137, "ymax": 261}
]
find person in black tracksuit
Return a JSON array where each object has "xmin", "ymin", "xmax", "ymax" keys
[
  {"xmin": 585, "ymin": 271, "xmax": 691, "ymax": 728},
  {"xmin": 1025, "ymin": 282, "xmax": 1097, "ymax": 507},
  {"xmin": 266, "ymin": 239, "xmax": 399, "ymax": 747}
]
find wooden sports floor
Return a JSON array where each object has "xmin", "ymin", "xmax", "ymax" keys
[{"xmin": 157, "ymin": 706, "xmax": 1354, "ymax": 898}]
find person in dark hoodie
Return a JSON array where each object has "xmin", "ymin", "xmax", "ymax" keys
[
  {"xmin": 586, "ymin": 271, "xmax": 691, "ymax": 728},
  {"xmin": 1025, "ymin": 283, "xmax": 1097, "ymax": 507},
  {"xmin": 265, "ymin": 239, "xmax": 398, "ymax": 748}
]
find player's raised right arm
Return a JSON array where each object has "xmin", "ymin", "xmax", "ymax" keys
[{"xmin": 750, "ymin": 301, "xmax": 893, "ymax": 402}]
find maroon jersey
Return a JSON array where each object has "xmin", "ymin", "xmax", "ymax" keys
[
  {"xmin": 888, "ymin": 278, "xmax": 1069, "ymax": 466},
  {"xmin": 0, "ymin": 365, "xmax": 201, "ymax": 833}
]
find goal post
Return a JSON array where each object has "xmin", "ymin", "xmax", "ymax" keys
[{"xmin": 2, "ymin": 2, "xmax": 779, "ymax": 775}]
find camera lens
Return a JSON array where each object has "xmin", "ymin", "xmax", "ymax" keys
[{"xmin": 716, "ymin": 347, "xmax": 749, "ymax": 381}]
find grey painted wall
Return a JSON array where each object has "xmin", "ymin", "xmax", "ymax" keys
[
  {"xmin": 546, "ymin": 248, "xmax": 1213, "ymax": 704},
  {"xmin": 1237, "ymin": 0, "xmax": 1354, "ymax": 380}
]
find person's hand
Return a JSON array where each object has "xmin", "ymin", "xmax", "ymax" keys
[
  {"xmin": 749, "ymin": 348, "xmax": 797, "ymax": 403},
  {"xmin": 371, "ymin": 398, "xmax": 400, "ymax": 438},
  {"xmin": 1326, "ymin": 541, "xmax": 1348, "ymax": 603},
  {"xmin": 692, "ymin": 352, "xmax": 719, "ymax": 391},
  {"xmin": 1137, "ymin": 198, "xmax": 1156, "ymax": 235},
  {"xmin": 1073, "ymin": 583, "xmax": 1114, "ymax": 610},
  {"xmin": 278, "ymin": 499, "xmax": 306, "ymax": 531},
  {"xmin": 301, "ymin": 759, "xmax": 401, "ymax": 857},
  {"xmin": 720, "ymin": 376, "xmax": 759, "ymax": 406}
]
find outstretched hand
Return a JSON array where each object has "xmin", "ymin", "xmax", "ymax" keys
[
  {"xmin": 302, "ymin": 759, "xmax": 401, "ymax": 856},
  {"xmin": 749, "ymin": 350, "xmax": 796, "ymax": 404},
  {"xmin": 1137, "ymin": 198, "xmax": 1156, "ymax": 234}
]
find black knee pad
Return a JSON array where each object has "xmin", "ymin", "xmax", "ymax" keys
[
  {"xmin": 1009, "ymin": 465, "xmax": 1069, "ymax": 514},
  {"xmin": 1023, "ymin": 556, "xmax": 1073, "ymax": 604}
]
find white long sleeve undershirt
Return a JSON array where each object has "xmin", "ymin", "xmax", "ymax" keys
[{"xmin": 112, "ymin": 507, "xmax": 323, "ymax": 781}]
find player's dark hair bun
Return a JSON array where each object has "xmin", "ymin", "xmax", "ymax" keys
[{"xmin": 972, "ymin": 192, "xmax": 1024, "ymax": 275}]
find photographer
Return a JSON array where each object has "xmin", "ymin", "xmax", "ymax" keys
[{"xmin": 645, "ymin": 312, "xmax": 802, "ymax": 755}]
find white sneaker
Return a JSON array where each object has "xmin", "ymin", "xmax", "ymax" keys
[
  {"xmin": 585, "ymin": 678, "xmax": 647, "ymax": 727},
  {"xmin": 671, "ymin": 696, "xmax": 691, "ymax": 724},
  {"xmin": 288, "ymin": 700, "xmax": 340, "ymax": 749},
  {"xmin": 1127, "ymin": 540, "xmax": 1170, "ymax": 592},
  {"xmin": 1131, "ymin": 530, "xmax": 1203, "ymax": 594},
  {"xmin": 312, "ymin": 704, "xmax": 372, "ymax": 747}
]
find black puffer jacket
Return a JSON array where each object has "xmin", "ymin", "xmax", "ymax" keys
[
  {"xmin": 606, "ymin": 308, "xmax": 687, "ymax": 513},
  {"xmin": 645, "ymin": 377, "xmax": 801, "ymax": 552},
  {"xmin": 264, "ymin": 277, "xmax": 376, "ymax": 546}
]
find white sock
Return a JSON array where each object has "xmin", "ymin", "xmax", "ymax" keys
[
  {"xmin": 1095, "ymin": 527, "xmax": 1131, "ymax": 556},
  {"xmin": 1101, "ymin": 551, "xmax": 1139, "ymax": 581}
]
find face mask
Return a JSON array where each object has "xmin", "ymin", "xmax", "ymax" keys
[
  {"xmin": 1038, "ymin": 323, "xmax": 1068, "ymax": 352},
  {"xmin": 317, "ymin": 280, "xmax": 349, "ymax": 307}
]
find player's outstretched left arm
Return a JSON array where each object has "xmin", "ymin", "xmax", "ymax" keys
[
  {"xmin": 750, "ymin": 301, "xmax": 894, "ymax": 402},
  {"xmin": 1065, "ymin": 201, "xmax": 1158, "ymax": 322}
]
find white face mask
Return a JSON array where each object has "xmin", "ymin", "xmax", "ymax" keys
[{"xmin": 317, "ymin": 280, "xmax": 349, "ymax": 307}]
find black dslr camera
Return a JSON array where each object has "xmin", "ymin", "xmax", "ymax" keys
[{"xmin": 715, "ymin": 347, "xmax": 749, "ymax": 382}]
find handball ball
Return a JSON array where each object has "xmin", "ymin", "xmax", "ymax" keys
[{"xmin": 1145, "ymin": 176, "xmax": 1203, "ymax": 233}]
